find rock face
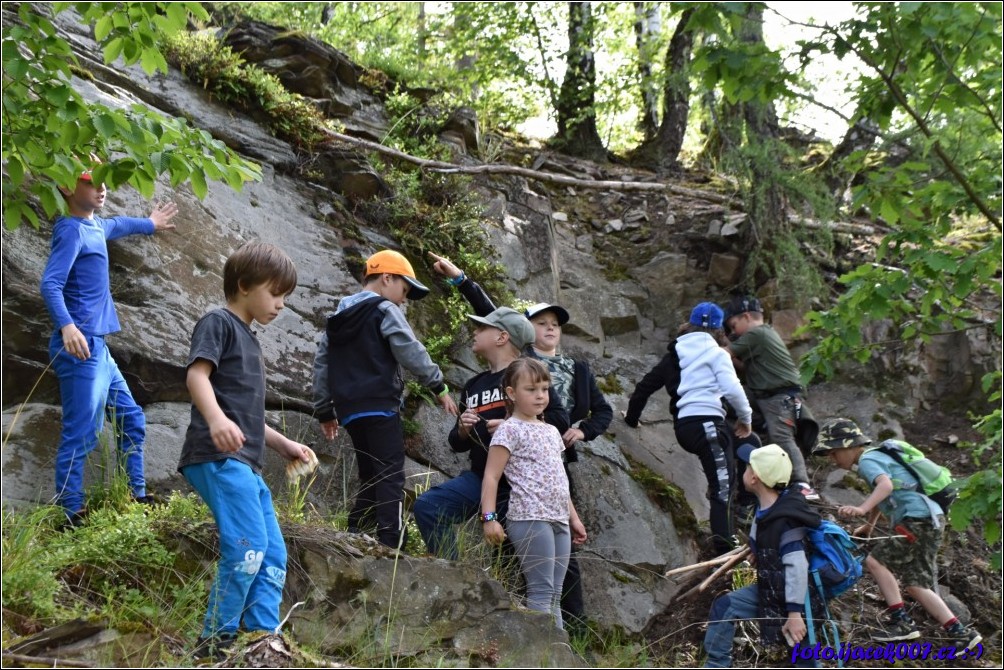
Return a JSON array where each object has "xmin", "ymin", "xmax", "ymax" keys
[{"xmin": 2, "ymin": 8, "xmax": 999, "ymax": 651}]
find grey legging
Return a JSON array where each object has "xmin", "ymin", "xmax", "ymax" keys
[{"xmin": 507, "ymin": 519, "xmax": 571, "ymax": 630}]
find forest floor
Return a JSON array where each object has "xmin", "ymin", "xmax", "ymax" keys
[{"xmin": 642, "ymin": 409, "xmax": 1002, "ymax": 668}]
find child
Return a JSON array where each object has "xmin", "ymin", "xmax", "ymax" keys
[
  {"xmin": 703, "ymin": 444, "xmax": 822, "ymax": 668},
  {"xmin": 312, "ymin": 249, "xmax": 458, "ymax": 548},
  {"xmin": 427, "ymin": 253, "xmax": 610, "ymax": 624},
  {"xmin": 813, "ymin": 418, "xmax": 982, "ymax": 650},
  {"xmin": 625, "ymin": 302, "xmax": 757, "ymax": 555},
  {"xmin": 177, "ymin": 241, "xmax": 314, "ymax": 659},
  {"xmin": 40, "ymin": 159, "xmax": 178, "ymax": 525},
  {"xmin": 722, "ymin": 295, "xmax": 819, "ymax": 500},
  {"xmin": 481, "ymin": 358, "xmax": 588, "ymax": 630},
  {"xmin": 412, "ymin": 306, "xmax": 570, "ymax": 558}
]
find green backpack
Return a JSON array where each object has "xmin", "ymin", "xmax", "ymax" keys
[{"xmin": 870, "ymin": 439, "xmax": 958, "ymax": 511}]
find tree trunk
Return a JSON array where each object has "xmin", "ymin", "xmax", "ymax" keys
[
  {"xmin": 417, "ymin": 3, "xmax": 426, "ymax": 63},
  {"xmin": 554, "ymin": 2, "xmax": 607, "ymax": 162},
  {"xmin": 630, "ymin": 7, "xmax": 695, "ymax": 174},
  {"xmin": 633, "ymin": 2, "xmax": 661, "ymax": 142},
  {"xmin": 737, "ymin": 3, "xmax": 787, "ymax": 266}
]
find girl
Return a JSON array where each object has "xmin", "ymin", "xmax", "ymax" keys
[
  {"xmin": 624, "ymin": 302, "xmax": 756, "ymax": 555},
  {"xmin": 481, "ymin": 358, "xmax": 588, "ymax": 630},
  {"xmin": 429, "ymin": 253, "xmax": 611, "ymax": 628}
]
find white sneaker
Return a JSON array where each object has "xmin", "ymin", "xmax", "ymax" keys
[{"xmin": 797, "ymin": 483, "xmax": 821, "ymax": 501}]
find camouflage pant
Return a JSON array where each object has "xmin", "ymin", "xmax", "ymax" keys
[{"xmin": 870, "ymin": 517, "xmax": 943, "ymax": 590}]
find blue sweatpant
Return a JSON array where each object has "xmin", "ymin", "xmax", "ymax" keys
[
  {"xmin": 183, "ymin": 459, "xmax": 287, "ymax": 637},
  {"xmin": 413, "ymin": 470, "xmax": 510, "ymax": 559},
  {"xmin": 50, "ymin": 332, "xmax": 146, "ymax": 514}
]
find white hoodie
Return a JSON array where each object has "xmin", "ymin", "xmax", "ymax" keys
[{"xmin": 674, "ymin": 331, "xmax": 753, "ymax": 423}]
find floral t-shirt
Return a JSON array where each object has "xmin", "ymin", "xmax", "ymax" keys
[{"xmin": 490, "ymin": 417, "xmax": 570, "ymax": 523}]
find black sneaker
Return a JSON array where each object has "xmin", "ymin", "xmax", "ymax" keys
[
  {"xmin": 873, "ymin": 613, "xmax": 921, "ymax": 642},
  {"xmin": 947, "ymin": 623, "xmax": 982, "ymax": 651},
  {"xmin": 133, "ymin": 492, "xmax": 163, "ymax": 505},
  {"xmin": 193, "ymin": 631, "xmax": 237, "ymax": 661}
]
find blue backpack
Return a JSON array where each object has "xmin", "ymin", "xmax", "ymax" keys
[{"xmin": 805, "ymin": 520, "xmax": 864, "ymax": 600}]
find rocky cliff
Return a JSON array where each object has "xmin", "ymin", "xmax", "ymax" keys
[{"xmin": 2, "ymin": 9, "xmax": 998, "ymax": 659}]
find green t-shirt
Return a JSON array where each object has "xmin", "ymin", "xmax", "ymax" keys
[{"xmin": 729, "ymin": 324, "xmax": 801, "ymax": 393}]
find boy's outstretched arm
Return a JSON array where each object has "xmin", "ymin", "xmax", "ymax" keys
[
  {"xmin": 187, "ymin": 359, "xmax": 245, "ymax": 453},
  {"xmin": 428, "ymin": 251, "xmax": 496, "ymax": 316}
]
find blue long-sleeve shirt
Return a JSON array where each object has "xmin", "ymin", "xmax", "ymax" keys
[{"xmin": 40, "ymin": 215, "xmax": 154, "ymax": 337}]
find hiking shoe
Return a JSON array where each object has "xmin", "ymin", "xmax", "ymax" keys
[
  {"xmin": 873, "ymin": 614, "xmax": 921, "ymax": 642},
  {"xmin": 193, "ymin": 632, "xmax": 237, "ymax": 661},
  {"xmin": 947, "ymin": 623, "xmax": 982, "ymax": 651},
  {"xmin": 796, "ymin": 483, "xmax": 821, "ymax": 501}
]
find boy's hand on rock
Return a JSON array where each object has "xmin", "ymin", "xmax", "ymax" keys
[
  {"xmin": 438, "ymin": 393, "xmax": 459, "ymax": 416},
  {"xmin": 150, "ymin": 200, "xmax": 178, "ymax": 231}
]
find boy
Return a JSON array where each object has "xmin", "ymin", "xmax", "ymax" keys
[
  {"xmin": 40, "ymin": 159, "xmax": 178, "ymax": 524},
  {"xmin": 312, "ymin": 249, "xmax": 458, "ymax": 549},
  {"xmin": 177, "ymin": 240, "xmax": 314, "ymax": 659},
  {"xmin": 625, "ymin": 302, "xmax": 756, "ymax": 556},
  {"xmin": 703, "ymin": 443, "xmax": 821, "ymax": 668},
  {"xmin": 722, "ymin": 295, "xmax": 818, "ymax": 500},
  {"xmin": 412, "ymin": 305, "xmax": 570, "ymax": 559},
  {"xmin": 813, "ymin": 418, "xmax": 982, "ymax": 650},
  {"xmin": 425, "ymin": 252, "xmax": 602, "ymax": 626}
]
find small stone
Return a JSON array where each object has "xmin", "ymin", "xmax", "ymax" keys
[{"xmin": 552, "ymin": 211, "xmax": 568, "ymax": 222}]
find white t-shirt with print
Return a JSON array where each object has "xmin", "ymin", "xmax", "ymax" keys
[{"xmin": 490, "ymin": 417, "xmax": 570, "ymax": 523}]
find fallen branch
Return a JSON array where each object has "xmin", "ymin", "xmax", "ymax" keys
[
  {"xmin": 320, "ymin": 128, "xmax": 738, "ymax": 207},
  {"xmin": 672, "ymin": 546, "xmax": 751, "ymax": 603},
  {"xmin": 664, "ymin": 545, "xmax": 747, "ymax": 577},
  {"xmin": 1, "ymin": 652, "xmax": 95, "ymax": 668}
]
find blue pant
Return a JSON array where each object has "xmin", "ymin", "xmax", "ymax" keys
[
  {"xmin": 50, "ymin": 332, "xmax": 146, "ymax": 514},
  {"xmin": 413, "ymin": 470, "xmax": 509, "ymax": 559},
  {"xmin": 183, "ymin": 459, "xmax": 287, "ymax": 637},
  {"xmin": 704, "ymin": 585, "xmax": 818, "ymax": 668}
]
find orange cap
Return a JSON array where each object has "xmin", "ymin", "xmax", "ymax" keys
[
  {"xmin": 365, "ymin": 249, "xmax": 429, "ymax": 299},
  {"xmin": 79, "ymin": 155, "xmax": 102, "ymax": 181}
]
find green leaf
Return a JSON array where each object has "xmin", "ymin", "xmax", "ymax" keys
[
  {"xmin": 103, "ymin": 37, "xmax": 124, "ymax": 63},
  {"xmin": 879, "ymin": 199, "xmax": 900, "ymax": 225},
  {"xmin": 5, "ymin": 54, "xmax": 28, "ymax": 80},
  {"xmin": 7, "ymin": 156, "xmax": 24, "ymax": 188},
  {"xmin": 189, "ymin": 167, "xmax": 207, "ymax": 199},
  {"xmin": 93, "ymin": 113, "xmax": 117, "ymax": 137},
  {"xmin": 94, "ymin": 15, "xmax": 113, "ymax": 42}
]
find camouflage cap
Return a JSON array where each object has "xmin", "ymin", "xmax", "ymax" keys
[{"xmin": 814, "ymin": 418, "xmax": 873, "ymax": 453}]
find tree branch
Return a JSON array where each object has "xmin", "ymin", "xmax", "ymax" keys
[
  {"xmin": 926, "ymin": 39, "xmax": 1003, "ymax": 134},
  {"xmin": 2, "ymin": 652, "xmax": 94, "ymax": 668},
  {"xmin": 320, "ymin": 128, "xmax": 739, "ymax": 206},
  {"xmin": 828, "ymin": 29, "xmax": 1001, "ymax": 230}
]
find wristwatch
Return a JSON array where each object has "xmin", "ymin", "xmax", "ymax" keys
[{"xmin": 481, "ymin": 511, "xmax": 497, "ymax": 523}]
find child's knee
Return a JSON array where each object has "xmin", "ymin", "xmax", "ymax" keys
[{"xmin": 710, "ymin": 592, "xmax": 732, "ymax": 621}]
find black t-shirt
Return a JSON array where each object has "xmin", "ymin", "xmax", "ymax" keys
[{"xmin": 178, "ymin": 308, "xmax": 267, "ymax": 473}]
